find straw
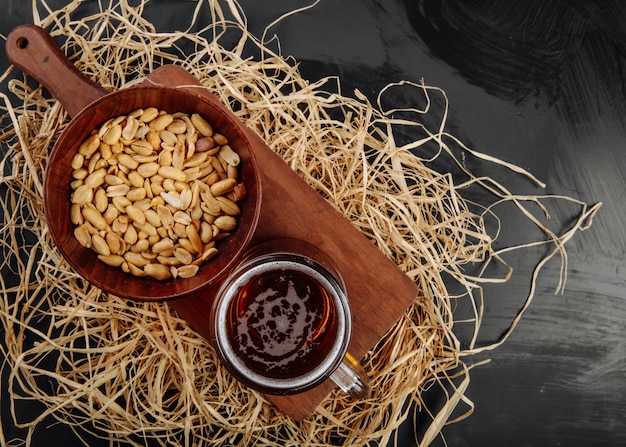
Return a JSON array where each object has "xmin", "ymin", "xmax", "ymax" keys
[{"xmin": 0, "ymin": 0, "xmax": 600, "ymax": 446}]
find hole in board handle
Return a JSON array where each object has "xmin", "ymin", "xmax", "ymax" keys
[{"xmin": 16, "ymin": 37, "xmax": 29, "ymax": 49}]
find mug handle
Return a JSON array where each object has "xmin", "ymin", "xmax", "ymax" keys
[{"xmin": 330, "ymin": 353, "xmax": 371, "ymax": 399}]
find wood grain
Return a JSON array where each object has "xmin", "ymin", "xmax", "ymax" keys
[
  {"xmin": 40, "ymin": 85, "xmax": 263, "ymax": 301},
  {"xmin": 6, "ymin": 25, "xmax": 263, "ymax": 302},
  {"xmin": 149, "ymin": 65, "xmax": 420, "ymax": 420},
  {"xmin": 6, "ymin": 22, "xmax": 419, "ymax": 419},
  {"xmin": 5, "ymin": 24, "xmax": 106, "ymax": 116}
]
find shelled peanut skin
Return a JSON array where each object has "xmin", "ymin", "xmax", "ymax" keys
[{"xmin": 69, "ymin": 108, "xmax": 247, "ymax": 281}]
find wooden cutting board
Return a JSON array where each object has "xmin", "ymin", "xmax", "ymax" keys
[{"xmin": 147, "ymin": 65, "xmax": 420, "ymax": 420}]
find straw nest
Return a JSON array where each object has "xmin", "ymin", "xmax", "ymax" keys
[{"xmin": 0, "ymin": 1, "xmax": 600, "ymax": 446}]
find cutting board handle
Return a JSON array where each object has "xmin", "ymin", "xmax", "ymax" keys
[{"xmin": 6, "ymin": 24, "xmax": 107, "ymax": 118}]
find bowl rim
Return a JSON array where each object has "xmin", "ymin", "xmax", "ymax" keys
[{"xmin": 43, "ymin": 85, "xmax": 262, "ymax": 301}]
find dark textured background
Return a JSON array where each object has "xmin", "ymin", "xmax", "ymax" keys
[{"xmin": 1, "ymin": 1, "xmax": 624, "ymax": 446}]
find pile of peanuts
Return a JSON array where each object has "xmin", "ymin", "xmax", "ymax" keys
[{"xmin": 69, "ymin": 108, "xmax": 246, "ymax": 281}]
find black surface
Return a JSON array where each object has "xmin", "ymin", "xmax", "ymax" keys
[{"xmin": 1, "ymin": 1, "xmax": 624, "ymax": 446}]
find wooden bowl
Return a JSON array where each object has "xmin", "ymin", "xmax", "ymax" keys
[{"xmin": 6, "ymin": 25, "xmax": 261, "ymax": 301}]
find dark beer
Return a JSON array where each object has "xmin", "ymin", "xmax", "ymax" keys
[
  {"xmin": 226, "ymin": 264, "xmax": 339, "ymax": 379},
  {"xmin": 212, "ymin": 252, "xmax": 350, "ymax": 394}
]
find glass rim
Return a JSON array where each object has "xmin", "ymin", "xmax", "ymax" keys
[{"xmin": 210, "ymin": 251, "xmax": 352, "ymax": 394}]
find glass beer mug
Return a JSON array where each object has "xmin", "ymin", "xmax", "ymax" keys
[{"xmin": 209, "ymin": 238, "xmax": 370, "ymax": 398}]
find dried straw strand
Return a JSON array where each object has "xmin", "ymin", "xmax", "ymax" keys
[{"xmin": 0, "ymin": 1, "xmax": 599, "ymax": 446}]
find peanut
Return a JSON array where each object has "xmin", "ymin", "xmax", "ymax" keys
[
  {"xmin": 210, "ymin": 178, "xmax": 237, "ymax": 197},
  {"xmin": 139, "ymin": 107, "xmax": 159, "ymax": 122},
  {"xmin": 195, "ymin": 136, "xmax": 216, "ymax": 153},
  {"xmin": 191, "ymin": 113, "xmax": 213, "ymax": 137},
  {"xmin": 122, "ymin": 116, "xmax": 140, "ymax": 141},
  {"xmin": 70, "ymin": 109, "xmax": 246, "ymax": 280},
  {"xmin": 149, "ymin": 114, "xmax": 174, "ymax": 132},
  {"xmin": 176, "ymin": 264, "xmax": 199, "ymax": 279},
  {"xmin": 82, "ymin": 207, "xmax": 107, "ymax": 231},
  {"xmin": 214, "ymin": 215, "xmax": 237, "ymax": 231},
  {"xmin": 98, "ymin": 254, "xmax": 125, "ymax": 267},
  {"xmin": 137, "ymin": 162, "xmax": 160, "ymax": 178},
  {"xmin": 92, "ymin": 234, "xmax": 111, "ymax": 256},
  {"xmin": 74, "ymin": 224, "xmax": 92, "ymax": 248},
  {"xmin": 78, "ymin": 133, "xmax": 100, "ymax": 157},
  {"xmin": 219, "ymin": 145, "xmax": 240, "ymax": 166},
  {"xmin": 158, "ymin": 166, "xmax": 187, "ymax": 183},
  {"xmin": 72, "ymin": 184, "xmax": 94, "ymax": 206},
  {"xmin": 145, "ymin": 263, "xmax": 172, "ymax": 281},
  {"xmin": 102, "ymin": 124, "xmax": 122, "ymax": 145}
]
